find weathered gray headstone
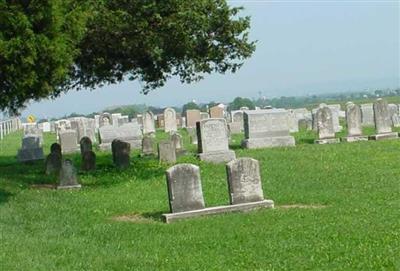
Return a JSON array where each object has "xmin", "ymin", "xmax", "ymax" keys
[
  {"xmin": 80, "ymin": 136, "xmax": 92, "ymax": 155},
  {"xmin": 315, "ymin": 105, "xmax": 340, "ymax": 144},
  {"xmin": 143, "ymin": 111, "xmax": 156, "ymax": 134},
  {"xmin": 58, "ymin": 159, "xmax": 81, "ymax": 189},
  {"xmin": 164, "ymin": 108, "xmax": 177, "ymax": 133},
  {"xmin": 59, "ymin": 130, "xmax": 79, "ymax": 154},
  {"xmin": 242, "ymin": 109, "xmax": 295, "ymax": 149},
  {"xmin": 112, "ymin": 140, "xmax": 131, "ymax": 169},
  {"xmin": 187, "ymin": 127, "xmax": 198, "ymax": 144},
  {"xmin": 141, "ymin": 136, "xmax": 155, "ymax": 155},
  {"xmin": 226, "ymin": 158, "xmax": 264, "ymax": 205},
  {"xmin": 99, "ymin": 123, "xmax": 143, "ymax": 150},
  {"xmin": 17, "ymin": 135, "xmax": 44, "ymax": 162},
  {"xmin": 81, "ymin": 151, "xmax": 96, "ymax": 171},
  {"xmin": 200, "ymin": 112, "xmax": 210, "ymax": 120},
  {"xmin": 370, "ymin": 99, "xmax": 398, "ymax": 140},
  {"xmin": 171, "ymin": 133, "xmax": 183, "ymax": 151},
  {"xmin": 342, "ymin": 102, "xmax": 368, "ymax": 142},
  {"xmin": 158, "ymin": 140, "xmax": 176, "ymax": 163},
  {"xmin": 165, "ymin": 164, "xmax": 205, "ymax": 213},
  {"xmin": 360, "ymin": 104, "xmax": 374, "ymax": 126},
  {"xmin": 99, "ymin": 112, "xmax": 112, "ymax": 127},
  {"xmin": 197, "ymin": 118, "xmax": 236, "ymax": 163}
]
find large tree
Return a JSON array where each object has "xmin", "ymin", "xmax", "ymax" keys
[{"xmin": 0, "ymin": 0, "xmax": 255, "ymax": 113}]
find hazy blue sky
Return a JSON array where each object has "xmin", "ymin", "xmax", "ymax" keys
[{"xmin": 23, "ymin": 0, "xmax": 399, "ymax": 118}]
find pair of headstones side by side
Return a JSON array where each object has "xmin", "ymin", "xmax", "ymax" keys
[
  {"xmin": 369, "ymin": 99, "xmax": 399, "ymax": 141},
  {"xmin": 44, "ymin": 142, "xmax": 81, "ymax": 189},
  {"xmin": 162, "ymin": 158, "xmax": 274, "ymax": 223}
]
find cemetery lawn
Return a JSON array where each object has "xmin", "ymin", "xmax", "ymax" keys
[{"xmin": 1, "ymin": 129, "xmax": 399, "ymax": 270}]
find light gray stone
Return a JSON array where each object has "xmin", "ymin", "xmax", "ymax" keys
[
  {"xmin": 59, "ymin": 130, "xmax": 79, "ymax": 154},
  {"xmin": 200, "ymin": 112, "xmax": 209, "ymax": 120},
  {"xmin": 165, "ymin": 164, "xmax": 205, "ymax": 213},
  {"xmin": 360, "ymin": 104, "xmax": 374, "ymax": 126},
  {"xmin": 197, "ymin": 118, "xmax": 236, "ymax": 163},
  {"xmin": 228, "ymin": 122, "xmax": 242, "ymax": 134},
  {"xmin": 242, "ymin": 109, "xmax": 295, "ymax": 149},
  {"xmin": 99, "ymin": 112, "xmax": 112, "ymax": 127},
  {"xmin": 58, "ymin": 159, "xmax": 81, "ymax": 189},
  {"xmin": 158, "ymin": 140, "xmax": 176, "ymax": 163},
  {"xmin": 164, "ymin": 108, "xmax": 177, "ymax": 133},
  {"xmin": 171, "ymin": 133, "xmax": 183, "ymax": 151},
  {"xmin": 141, "ymin": 136, "xmax": 155, "ymax": 155},
  {"xmin": 342, "ymin": 103, "xmax": 368, "ymax": 142},
  {"xmin": 187, "ymin": 127, "xmax": 198, "ymax": 144},
  {"xmin": 143, "ymin": 111, "xmax": 156, "ymax": 134},
  {"xmin": 226, "ymin": 158, "xmax": 264, "ymax": 205},
  {"xmin": 373, "ymin": 99, "xmax": 393, "ymax": 134},
  {"xmin": 99, "ymin": 123, "xmax": 143, "ymax": 150}
]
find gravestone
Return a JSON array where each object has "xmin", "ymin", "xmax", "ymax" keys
[
  {"xmin": 117, "ymin": 116, "xmax": 129, "ymax": 127},
  {"xmin": 388, "ymin": 104, "xmax": 400, "ymax": 127},
  {"xmin": 51, "ymin": 143, "xmax": 62, "ymax": 155},
  {"xmin": 164, "ymin": 108, "xmax": 177, "ymax": 133},
  {"xmin": 197, "ymin": 118, "xmax": 236, "ymax": 163},
  {"xmin": 17, "ymin": 135, "xmax": 44, "ymax": 162},
  {"xmin": 142, "ymin": 136, "xmax": 155, "ymax": 155},
  {"xmin": 59, "ymin": 130, "xmax": 79, "ymax": 154},
  {"xmin": 45, "ymin": 143, "xmax": 62, "ymax": 175},
  {"xmin": 58, "ymin": 159, "xmax": 81, "ymax": 189},
  {"xmin": 186, "ymin": 109, "xmax": 201, "ymax": 128},
  {"xmin": 327, "ymin": 104, "xmax": 342, "ymax": 132},
  {"xmin": 111, "ymin": 113, "xmax": 122, "ymax": 128},
  {"xmin": 99, "ymin": 123, "xmax": 143, "ymax": 150},
  {"xmin": 112, "ymin": 140, "xmax": 131, "ymax": 169},
  {"xmin": 209, "ymin": 106, "xmax": 224, "ymax": 119},
  {"xmin": 157, "ymin": 114, "xmax": 165, "ymax": 129},
  {"xmin": 315, "ymin": 105, "xmax": 340, "ymax": 144},
  {"xmin": 226, "ymin": 158, "xmax": 264, "ymax": 205},
  {"xmin": 171, "ymin": 133, "xmax": 183, "ymax": 151},
  {"xmin": 187, "ymin": 127, "xmax": 198, "ymax": 144},
  {"xmin": 143, "ymin": 111, "xmax": 156, "ymax": 134},
  {"xmin": 200, "ymin": 112, "xmax": 210, "ymax": 120},
  {"xmin": 99, "ymin": 112, "xmax": 112, "ymax": 127},
  {"xmin": 80, "ymin": 137, "xmax": 93, "ymax": 155},
  {"xmin": 370, "ymin": 99, "xmax": 398, "ymax": 140},
  {"xmin": 228, "ymin": 122, "xmax": 242, "ymax": 134},
  {"xmin": 158, "ymin": 140, "xmax": 176, "ymax": 163},
  {"xmin": 165, "ymin": 164, "xmax": 205, "ymax": 213},
  {"xmin": 342, "ymin": 102, "xmax": 368, "ymax": 142},
  {"xmin": 81, "ymin": 151, "xmax": 96, "ymax": 171},
  {"xmin": 287, "ymin": 110, "xmax": 299, "ymax": 133},
  {"xmin": 241, "ymin": 109, "xmax": 295, "ymax": 149},
  {"xmin": 360, "ymin": 104, "xmax": 374, "ymax": 126}
]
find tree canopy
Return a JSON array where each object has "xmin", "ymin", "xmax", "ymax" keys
[
  {"xmin": 0, "ymin": 0, "xmax": 255, "ymax": 113},
  {"xmin": 229, "ymin": 96, "xmax": 255, "ymax": 110}
]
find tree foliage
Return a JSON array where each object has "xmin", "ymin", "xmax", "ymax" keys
[
  {"xmin": 229, "ymin": 96, "xmax": 255, "ymax": 110},
  {"xmin": 0, "ymin": 0, "xmax": 255, "ymax": 113}
]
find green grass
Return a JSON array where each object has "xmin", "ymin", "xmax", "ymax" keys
[{"xmin": 1, "ymin": 128, "xmax": 399, "ymax": 270}]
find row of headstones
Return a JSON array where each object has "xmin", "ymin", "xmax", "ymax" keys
[
  {"xmin": 1, "ymin": 118, "xmax": 21, "ymax": 140},
  {"xmin": 44, "ymin": 137, "xmax": 136, "ymax": 188},
  {"xmin": 165, "ymin": 158, "xmax": 268, "ymax": 214},
  {"xmin": 316, "ymin": 99, "xmax": 399, "ymax": 143}
]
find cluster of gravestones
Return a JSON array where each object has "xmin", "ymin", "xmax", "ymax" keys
[
  {"xmin": 315, "ymin": 99, "xmax": 399, "ymax": 144},
  {"xmin": 162, "ymin": 158, "xmax": 274, "ymax": 223}
]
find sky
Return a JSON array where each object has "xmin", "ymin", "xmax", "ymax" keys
[{"xmin": 22, "ymin": 0, "xmax": 400, "ymax": 119}]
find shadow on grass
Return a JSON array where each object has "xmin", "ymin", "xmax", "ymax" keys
[
  {"xmin": 142, "ymin": 211, "xmax": 166, "ymax": 222},
  {"xmin": 0, "ymin": 189, "xmax": 13, "ymax": 204}
]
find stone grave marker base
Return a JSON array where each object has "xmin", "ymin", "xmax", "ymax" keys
[
  {"xmin": 57, "ymin": 184, "xmax": 82, "ymax": 190},
  {"xmin": 242, "ymin": 136, "xmax": 295, "ymax": 149},
  {"xmin": 198, "ymin": 150, "xmax": 236, "ymax": 163},
  {"xmin": 341, "ymin": 136, "xmax": 369, "ymax": 143},
  {"xmin": 369, "ymin": 132, "xmax": 399, "ymax": 141},
  {"xmin": 162, "ymin": 200, "xmax": 274, "ymax": 223},
  {"xmin": 314, "ymin": 138, "xmax": 341, "ymax": 144}
]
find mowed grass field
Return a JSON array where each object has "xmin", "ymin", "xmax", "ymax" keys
[{"xmin": 1, "ymin": 127, "xmax": 399, "ymax": 270}]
